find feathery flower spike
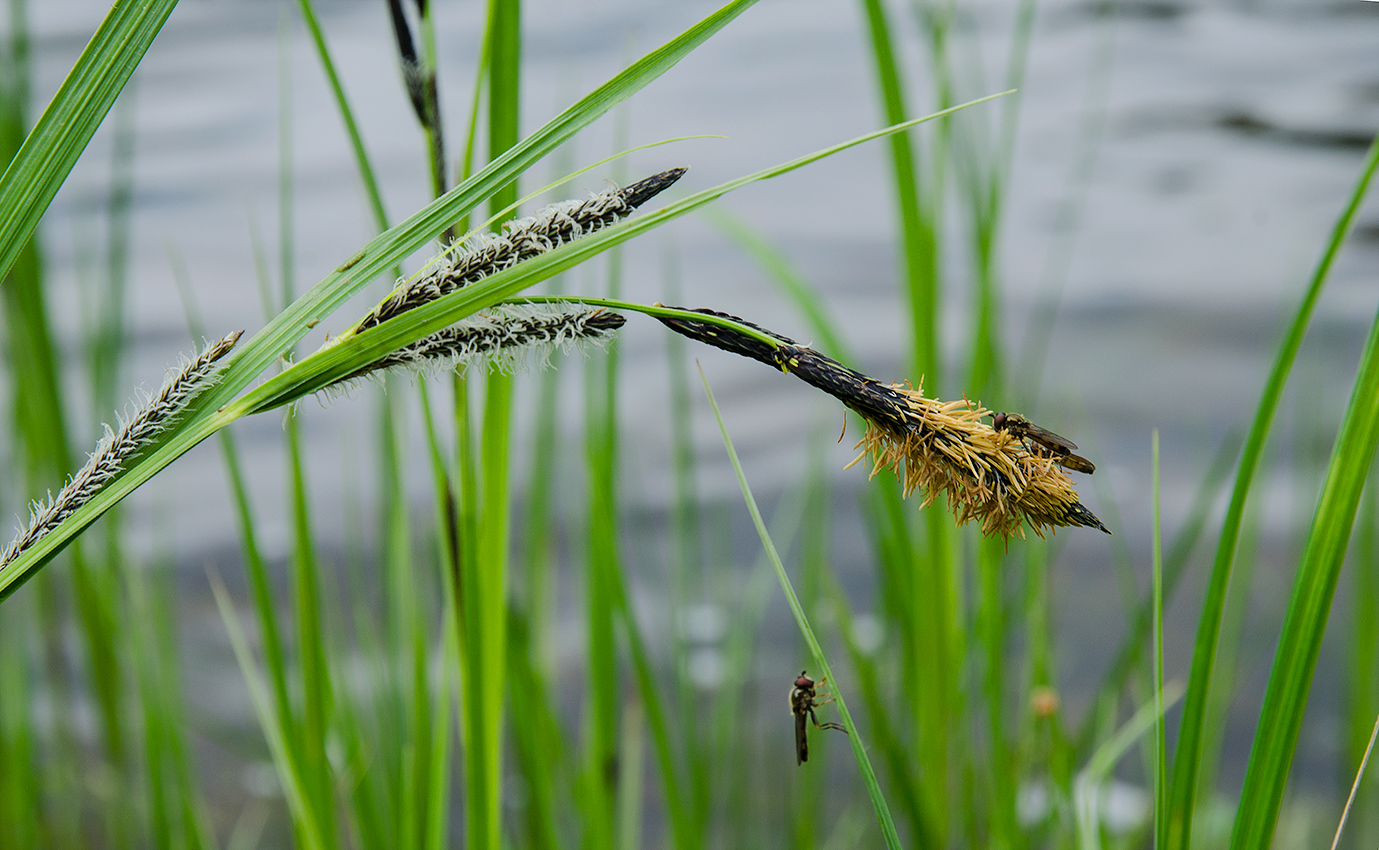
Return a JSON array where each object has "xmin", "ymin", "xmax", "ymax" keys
[
  {"xmin": 344, "ymin": 168, "xmax": 687, "ymax": 339},
  {"xmin": 323, "ymin": 303, "xmax": 625, "ymax": 396},
  {"xmin": 658, "ymin": 308, "xmax": 1108, "ymax": 539},
  {"xmin": 0, "ymin": 330, "xmax": 244, "ymax": 571}
]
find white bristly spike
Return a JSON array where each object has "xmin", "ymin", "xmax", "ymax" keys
[
  {"xmin": 319, "ymin": 303, "xmax": 624, "ymax": 402},
  {"xmin": 0, "ymin": 330, "xmax": 243, "ymax": 571}
]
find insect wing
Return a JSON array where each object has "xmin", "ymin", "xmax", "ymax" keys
[
  {"xmin": 1061, "ymin": 453, "xmax": 1097, "ymax": 474},
  {"xmin": 1017, "ymin": 420, "xmax": 1080, "ymax": 453}
]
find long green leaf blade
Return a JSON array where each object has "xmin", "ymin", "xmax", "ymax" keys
[
  {"xmin": 1167, "ymin": 132, "xmax": 1379, "ymax": 850},
  {"xmin": 0, "ymin": 0, "xmax": 179, "ymax": 285},
  {"xmin": 1229, "ymin": 217, "xmax": 1379, "ymax": 850}
]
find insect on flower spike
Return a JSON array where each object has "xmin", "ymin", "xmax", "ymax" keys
[{"xmin": 656, "ymin": 307, "xmax": 1110, "ymax": 539}]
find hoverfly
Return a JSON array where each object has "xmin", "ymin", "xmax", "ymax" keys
[
  {"xmin": 789, "ymin": 671, "xmax": 847, "ymax": 765},
  {"xmin": 993, "ymin": 412, "xmax": 1096, "ymax": 474}
]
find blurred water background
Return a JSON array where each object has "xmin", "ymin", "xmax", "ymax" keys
[{"xmin": 13, "ymin": 0, "xmax": 1379, "ymax": 823}]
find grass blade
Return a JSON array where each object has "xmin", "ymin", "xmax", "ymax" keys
[
  {"xmin": 1167, "ymin": 132, "xmax": 1379, "ymax": 850},
  {"xmin": 0, "ymin": 0, "xmax": 179, "ymax": 284},
  {"xmin": 1229, "ymin": 227, "xmax": 1379, "ymax": 850}
]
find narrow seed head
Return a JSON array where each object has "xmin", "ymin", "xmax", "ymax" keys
[
  {"xmin": 323, "ymin": 303, "xmax": 625, "ymax": 398},
  {"xmin": 657, "ymin": 307, "xmax": 1108, "ymax": 539},
  {"xmin": 0, "ymin": 330, "xmax": 243, "ymax": 571},
  {"xmin": 347, "ymin": 168, "xmax": 687, "ymax": 338}
]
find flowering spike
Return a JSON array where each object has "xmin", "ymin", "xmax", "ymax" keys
[
  {"xmin": 658, "ymin": 307, "xmax": 1108, "ymax": 539},
  {"xmin": 322, "ymin": 304, "xmax": 625, "ymax": 397},
  {"xmin": 345, "ymin": 168, "xmax": 687, "ymax": 338},
  {"xmin": 1, "ymin": 330, "xmax": 244, "ymax": 570}
]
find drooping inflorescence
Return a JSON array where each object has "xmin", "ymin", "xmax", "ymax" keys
[
  {"xmin": 0, "ymin": 330, "xmax": 244, "ymax": 571},
  {"xmin": 657, "ymin": 307, "xmax": 1108, "ymax": 539}
]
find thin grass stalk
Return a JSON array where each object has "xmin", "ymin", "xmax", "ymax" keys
[
  {"xmin": 506, "ymin": 180, "xmax": 566, "ymax": 850},
  {"xmin": 521, "ymin": 305, "xmax": 562, "ymax": 651},
  {"xmin": 706, "ymin": 549, "xmax": 773, "ymax": 844},
  {"xmin": 1332, "ymin": 714, "xmax": 1379, "ymax": 850},
  {"xmin": 210, "ymin": 573, "xmax": 329, "ymax": 850},
  {"xmin": 583, "ymin": 341, "xmax": 621, "ymax": 848},
  {"xmin": 506, "ymin": 610, "xmax": 564, "ymax": 850},
  {"xmin": 611, "ymin": 557, "xmax": 698, "ymax": 850},
  {"xmin": 977, "ymin": 533, "xmax": 1017, "ymax": 849},
  {"xmin": 794, "ymin": 447, "xmax": 833, "ymax": 842},
  {"xmin": 90, "ymin": 82, "xmax": 141, "ymax": 848},
  {"xmin": 618, "ymin": 700, "xmax": 647, "ymax": 850},
  {"xmin": 128, "ymin": 556, "xmax": 172, "ymax": 849},
  {"xmin": 473, "ymin": 374, "xmax": 514, "ymax": 849},
  {"xmin": 335, "ymin": 494, "xmax": 396, "ymax": 850},
  {"xmin": 853, "ymin": 14, "xmax": 959, "ymax": 823},
  {"xmin": 1200, "ymin": 470, "xmax": 1263, "ymax": 796},
  {"xmin": 221, "ymin": 423, "xmax": 298, "ymax": 753},
  {"xmin": 461, "ymin": 3, "xmax": 521, "ymax": 848},
  {"xmin": 1153, "ymin": 431, "xmax": 1167, "ymax": 848},
  {"xmin": 279, "ymin": 32, "xmax": 339, "ymax": 843},
  {"xmin": 584, "ymin": 174, "xmax": 631, "ymax": 850},
  {"xmin": 699, "ymin": 368, "xmax": 904, "ymax": 850},
  {"xmin": 425, "ymin": 610, "xmax": 456, "ymax": 850},
  {"xmin": 376, "ymin": 394, "xmax": 425, "ymax": 848},
  {"xmin": 33, "ymin": 576, "xmax": 85, "ymax": 847},
  {"xmin": 286, "ymin": 416, "xmax": 338, "ymax": 848},
  {"xmin": 148, "ymin": 564, "xmax": 215, "ymax": 850},
  {"xmin": 1081, "ymin": 431, "xmax": 1241, "ymax": 753},
  {"xmin": 662, "ymin": 252, "xmax": 716, "ymax": 839},
  {"xmin": 1348, "ymin": 482, "xmax": 1379, "ymax": 847},
  {"xmin": 958, "ymin": 0, "xmax": 1039, "ymax": 394},
  {"xmin": 296, "ymin": 0, "xmax": 389, "ymax": 230},
  {"xmin": 0, "ymin": 603, "xmax": 39, "ymax": 850},
  {"xmin": 1014, "ymin": 9, "xmax": 1116, "ymax": 407},
  {"xmin": 828, "ymin": 570, "xmax": 933, "ymax": 847},
  {"xmin": 1167, "ymin": 132, "xmax": 1379, "ymax": 850},
  {"xmin": 1229, "ymin": 243, "xmax": 1379, "ymax": 850},
  {"xmin": 416, "ymin": 381, "xmax": 460, "ymax": 850},
  {"xmin": 856, "ymin": 0, "xmax": 936, "ymax": 384},
  {"xmin": 90, "ymin": 89, "xmax": 136, "ymax": 411}
]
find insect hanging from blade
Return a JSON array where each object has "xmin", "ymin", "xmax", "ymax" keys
[
  {"xmin": 789, "ymin": 670, "xmax": 847, "ymax": 765},
  {"xmin": 992, "ymin": 412, "xmax": 1097, "ymax": 474}
]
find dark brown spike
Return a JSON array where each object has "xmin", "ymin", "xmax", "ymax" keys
[
  {"xmin": 1063, "ymin": 501, "xmax": 1111, "ymax": 534},
  {"xmin": 655, "ymin": 306, "xmax": 795, "ymax": 369},
  {"xmin": 619, "ymin": 167, "xmax": 689, "ymax": 209}
]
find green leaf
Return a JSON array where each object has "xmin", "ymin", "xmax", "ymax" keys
[
  {"xmin": 1166, "ymin": 131, "xmax": 1379, "ymax": 850},
  {"xmin": 1230, "ymin": 183, "xmax": 1379, "ymax": 850},
  {"xmin": 0, "ymin": 0, "xmax": 180, "ymax": 285}
]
